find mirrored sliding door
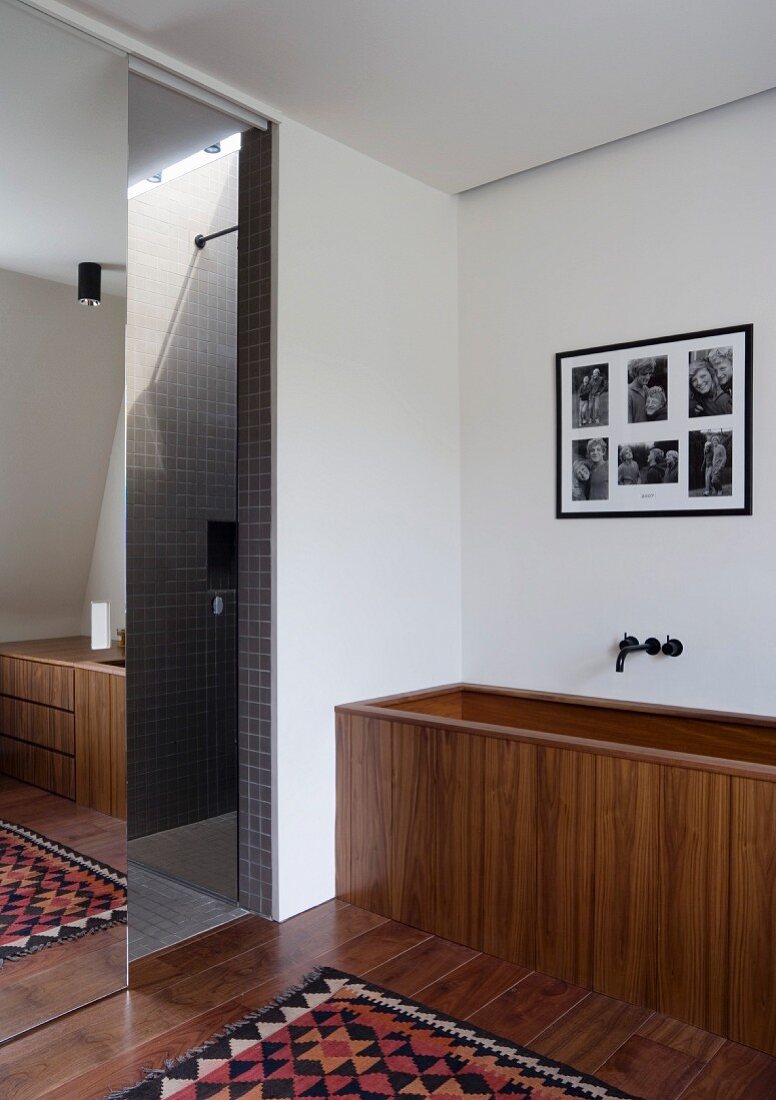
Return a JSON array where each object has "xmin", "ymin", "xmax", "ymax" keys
[{"xmin": 0, "ymin": 0, "xmax": 128, "ymax": 1039}]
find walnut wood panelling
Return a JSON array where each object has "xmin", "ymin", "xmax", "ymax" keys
[
  {"xmin": 390, "ymin": 723, "xmax": 437, "ymax": 930},
  {"xmin": 75, "ymin": 669, "xmax": 112, "ymax": 815},
  {"xmin": 460, "ymin": 690, "xmax": 776, "ymax": 766},
  {"xmin": 382, "ymin": 689, "xmax": 464, "ymax": 719},
  {"xmin": 594, "ymin": 756, "xmax": 660, "ymax": 1007},
  {"xmin": 658, "ymin": 767, "xmax": 729, "ymax": 1034},
  {"xmin": 729, "ymin": 778, "xmax": 776, "ymax": 1055},
  {"xmin": 481, "ymin": 738, "xmax": 536, "ymax": 967},
  {"xmin": 0, "ymin": 735, "xmax": 74, "ymax": 798},
  {"xmin": 335, "ymin": 714, "xmax": 352, "ymax": 901},
  {"xmin": 435, "ymin": 729, "xmax": 485, "ymax": 948},
  {"xmin": 348, "ymin": 717, "xmax": 392, "ymax": 917},
  {"xmin": 0, "ymin": 696, "xmax": 74, "ymax": 754},
  {"xmin": 109, "ymin": 672, "xmax": 127, "ymax": 819},
  {"xmin": 75, "ymin": 668, "xmax": 126, "ymax": 819},
  {"xmin": 344, "ymin": 685, "xmax": 776, "ymax": 773},
  {"xmin": 0, "ymin": 644, "xmax": 124, "ymax": 806},
  {"xmin": 0, "ymin": 636, "xmax": 123, "ymax": 666},
  {"xmin": 337, "ymin": 696, "xmax": 776, "ymax": 1055},
  {"xmin": 0, "ymin": 655, "xmax": 74, "ymax": 711},
  {"xmin": 536, "ymin": 746, "xmax": 595, "ymax": 987}
]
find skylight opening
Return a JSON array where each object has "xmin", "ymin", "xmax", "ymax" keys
[{"xmin": 128, "ymin": 132, "xmax": 242, "ymax": 200}]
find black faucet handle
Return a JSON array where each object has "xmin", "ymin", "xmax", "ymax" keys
[
  {"xmin": 619, "ymin": 634, "xmax": 639, "ymax": 650},
  {"xmin": 662, "ymin": 637, "xmax": 684, "ymax": 657}
]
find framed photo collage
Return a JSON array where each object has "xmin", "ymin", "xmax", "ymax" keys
[{"xmin": 556, "ymin": 324, "xmax": 752, "ymax": 518}]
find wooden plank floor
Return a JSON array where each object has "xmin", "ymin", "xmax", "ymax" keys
[
  {"xmin": 0, "ymin": 775, "xmax": 127, "ymax": 1042},
  {"xmin": 1, "ymin": 898, "xmax": 774, "ymax": 1100}
]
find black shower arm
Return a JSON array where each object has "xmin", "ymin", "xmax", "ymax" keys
[{"xmin": 194, "ymin": 225, "xmax": 239, "ymax": 249}]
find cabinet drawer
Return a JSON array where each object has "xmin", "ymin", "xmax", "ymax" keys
[
  {"xmin": 0, "ymin": 656, "xmax": 74, "ymax": 710},
  {"xmin": 0, "ymin": 695, "xmax": 74, "ymax": 754},
  {"xmin": 0, "ymin": 734, "xmax": 74, "ymax": 798}
]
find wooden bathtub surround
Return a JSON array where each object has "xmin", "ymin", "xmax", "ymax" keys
[
  {"xmin": 336, "ymin": 683, "xmax": 776, "ymax": 1057},
  {"xmin": 0, "ymin": 636, "xmax": 126, "ymax": 818}
]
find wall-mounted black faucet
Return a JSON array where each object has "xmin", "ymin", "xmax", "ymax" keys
[
  {"xmin": 616, "ymin": 634, "xmax": 660, "ymax": 672},
  {"xmin": 615, "ymin": 633, "xmax": 684, "ymax": 672}
]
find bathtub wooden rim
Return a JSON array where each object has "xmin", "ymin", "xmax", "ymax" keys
[{"xmin": 335, "ymin": 682, "xmax": 776, "ymax": 783}]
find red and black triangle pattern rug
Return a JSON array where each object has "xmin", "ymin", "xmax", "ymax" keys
[
  {"xmin": 0, "ymin": 818, "xmax": 127, "ymax": 965},
  {"xmin": 107, "ymin": 966, "xmax": 640, "ymax": 1099}
]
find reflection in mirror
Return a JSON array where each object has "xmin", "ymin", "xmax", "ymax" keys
[
  {"xmin": 125, "ymin": 74, "xmax": 247, "ymax": 959},
  {"xmin": 0, "ymin": 0, "xmax": 128, "ymax": 1040}
]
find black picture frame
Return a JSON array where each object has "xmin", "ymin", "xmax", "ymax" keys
[{"xmin": 556, "ymin": 324, "xmax": 752, "ymax": 519}]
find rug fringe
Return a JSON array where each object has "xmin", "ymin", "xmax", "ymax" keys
[
  {"xmin": 101, "ymin": 965, "xmax": 331, "ymax": 1098},
  {"xmin": 0, "ymin": 910, "xmax": 127, "ymax": 968},
  {"xmin": 0, "ymin": 817, "xmax": 127, "ymax": 882}
]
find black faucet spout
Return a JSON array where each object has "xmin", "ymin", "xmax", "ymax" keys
[
  {"xmin": 616, "ymin": 635, "xmax": 661, "ymax": 672},
  {"xmin": 616, "ymin": 643, "xmax": 642, "ymax": 672}
]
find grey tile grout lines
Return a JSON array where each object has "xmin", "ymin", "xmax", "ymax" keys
[{"xmin": 128, "ymin": 862, "xmax": 246, "ymax": 961}]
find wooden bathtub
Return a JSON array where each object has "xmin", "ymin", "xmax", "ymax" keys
[{"xmin": 335, "ymin": 684, "xmax": 776, "ymax": 1055}]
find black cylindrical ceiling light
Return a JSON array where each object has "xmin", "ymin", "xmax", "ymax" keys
[{"xmin": 78, "ymin": 262, "xmax": 101, "ymax": 307}]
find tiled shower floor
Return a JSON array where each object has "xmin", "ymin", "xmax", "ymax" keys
[
  {"xmin": 127, "ymin": 812, "xmax": 238, "ymax": 900},
  {"xmin": 128, "ymin": 861, "xmax": 246, "ymax": 961}
]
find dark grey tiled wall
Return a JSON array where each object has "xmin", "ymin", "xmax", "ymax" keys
[
  {"xmin": 237, "ymin": 126, "xmax": 274, "ymax": 916},
  {"xmin": 126, "ymin": 154, "xmax": 239, "ymax": 840}
]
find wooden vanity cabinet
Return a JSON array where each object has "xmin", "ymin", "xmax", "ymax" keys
[
  {"xmin": 74, "ymin": 668, "xmax": 126, "ymax": 819},
  {"xmin": 0, "ymin": 654, "xmax": 73, "ymax": 709},
  {"xmin": 0, "ymin": 641, "xmax": 126, "ymax": 819},
  {"xmin": 0, "ymin": 656, "xmax": 76, "ymax": 797}
]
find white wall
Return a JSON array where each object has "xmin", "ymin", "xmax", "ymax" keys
[
  {"xmin": 0, "ymin": 2, "xmax": 126, "ymax": 645},
  {"xmin": 0, "ymin": 268, "xmax": 125, "ymax": 642},
  {"xmin": 459, "ymin": 90, "xmax": 776, "ymax": 715},
  {"xmin": 0, "ymin": 0, "xmax": 127, "ymax": 293},
  {"xmin": 275, "ymin": 119, "xmax": 461, "ymax": 919},
  {"xmin": 82, "ymin": 399, "xmax": 126, "ymax": 635}
]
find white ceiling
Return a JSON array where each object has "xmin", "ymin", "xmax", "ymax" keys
[{"xmin": 59, "ymin": 0, "xmax": 776, "ymax": 192}]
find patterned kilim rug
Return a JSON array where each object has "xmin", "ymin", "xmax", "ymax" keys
[
  {"xmin": 0, "ymin": 818, "xmax": 127, "ymax": 965},
  {"xmin": 106, "ymin": 966, "xmax": 641, "ymax": 1099}
]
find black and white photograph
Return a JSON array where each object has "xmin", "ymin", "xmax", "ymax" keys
[
  {"xmin": 627, "ymin": 355, "xmax": 668, "ymax": 423},
  {"xmin": 689, "ymin": 430, "xmax": 733, "ymax": 497},
  {"xmin": 556, "ymin": 324, "xmax": 751, "ymax": 517},
  {"xmin": 571, "ymin": 363, "xmax": 608, "ymax": 428},
  {"xmin": 689, "ymin": 346, "xmax": 733, "ymax": 417},
  {"xmin": 571, "ymin": 437, "xmax": 608, "ymax": 501},
  {"xmin": 617, "ymin": 442, "xmax": 679, "ymax": 486}
]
